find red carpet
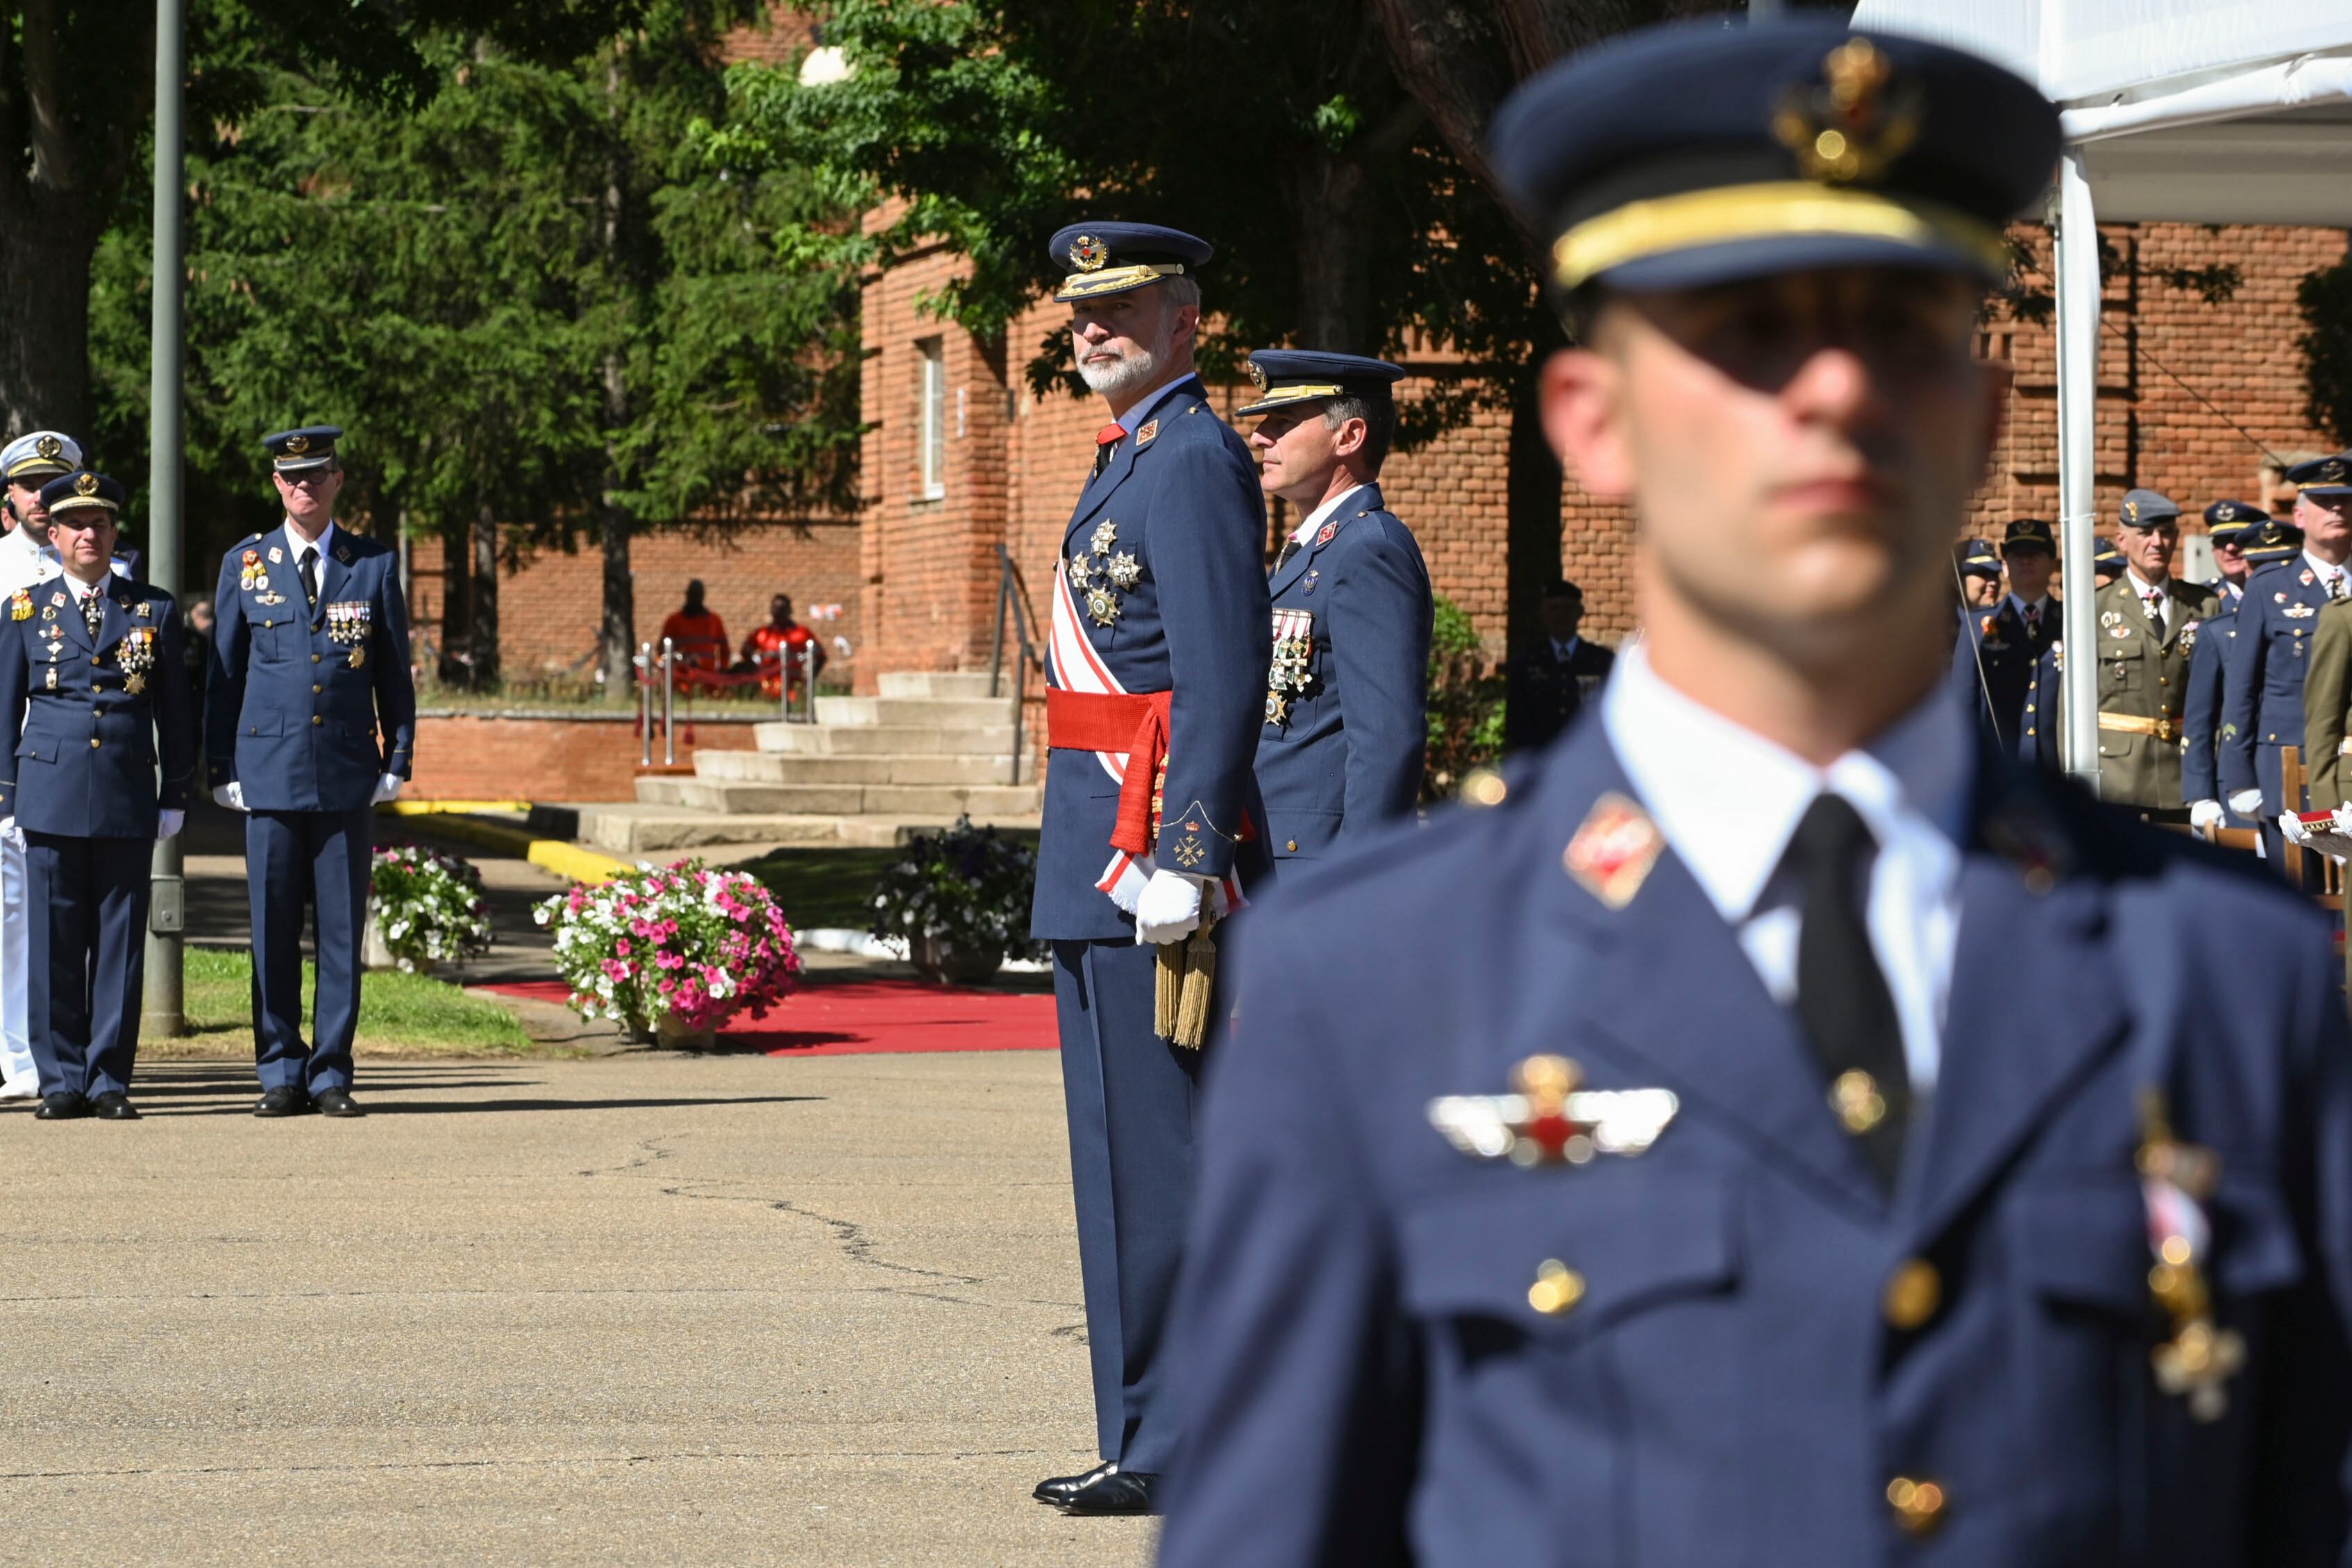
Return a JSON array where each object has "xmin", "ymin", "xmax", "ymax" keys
[{"xmin": 483, "ymin": 979, "xmax": 1057, "ymax": 1058}]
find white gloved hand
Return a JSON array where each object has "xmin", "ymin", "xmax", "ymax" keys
[
  {"xmin": 2227, "ymin": 788, "xmax": 2264, "ymax": 818},
  {"xmin": 2280, "ymin": 811, "xmax": 2311, "ymax": 846},
  {"xmin": 0, "ymin": 817, "xmax": 19, "ymax": 850},
  {"xmin": 371, "ymin": 773, "xmax": 404, "ymax": 805},
  {"xmin": 2187, "ymin": 799, "xmax": 2225, "ymax": 831},
  {"xmin": 1134, "ymin": 868, "xmax": 1207, "ymax": 945},
  {"xmin": 212, "ymin": 782, "xmax": 245, "ymax": 811},
  {"xmin": 156, "ymin": 808, "xmax": 185, "ymax": 842}
]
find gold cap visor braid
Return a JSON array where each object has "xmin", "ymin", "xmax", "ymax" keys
[
  {"xmin": 1054, "ymin": 262, "xmax": 1188, "ymax": 303},
  {"xmin": 1236, "ymin": 382, "xmax": 1348, "ymax": 418}
]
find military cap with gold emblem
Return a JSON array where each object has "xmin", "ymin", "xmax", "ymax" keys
[
  {"xmin": 2118, "ymin": 489, "xmax": 2180, "ymax": 528},
  {"xmin": 262, "ymin": 424, "xmax": 343, "ymax": 473},
  {"xmin": 1955, "ymin": 537, "xmax": 2000, "ymax": 581},
  {"xmin": 2242, "ymin": 517, "xmax": 2305, "ymax": 566},
  {"xmin": 2203, "ymin": 498, "xmax": 2266, "ymax": 542},
  {"xmin": 1236, "ymin": 350, "xmax": 1405, "ymax": 419},
  {"xmin": 38, "ymin": 469, "xmax": 126, "ymax": 520},
  {"xmin": 2001, "ymin": 517, "xmax": 2056, "ymax": 557},
  {"xmin": 1486, "ymin": 17, "xmax": 2059, "ymax": 301},
  {"xmin": 1047, "ymin": 222, "xmax": 1212, "ymax": 303},
  {"xmin": 2285, "ymin": 449, "xmax": 2352, "ymax": 498},
  {"xmin": 0, "ymin": 430, "xmax": 81, "ymax": 482}
]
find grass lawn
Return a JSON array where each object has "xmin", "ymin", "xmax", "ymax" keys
[
  {"xmin": 147, "ymin": 948, "xmax": 537, "ymax": 1059},
  {"xmin": 737, "ymin": 845, "xmax": 904, "ymax": 932}
]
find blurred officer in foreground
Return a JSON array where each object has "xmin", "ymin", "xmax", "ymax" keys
[
  {"xmin": 208, "ymin": 427, "xmax": 415, "ymax": 1118},
  {"xmin": 2219, "ymin": 452, "xmax": 2352, "ymax": 853},
  {"xmin": 1160, "ymin": 19, "xmax": 2351, "ymax": 1568},
  {"xmin": 0, "ymin": 430, "xmax": 74, "ymax": 1100},
  {"xmin": 1029, "ymin": 223, "xmax": 1270, "ymax": 1516},
  {"xmin": 1504, "ymin": 578, "xmax": 1613, "ymax": 752},
  {"xmin": 0, "ymin": 473, "xmax": 192, "ymax": 1119},
  {"xmin": 1949, "ymin": 519, "xmax": 2055, "ymax": 755},
  {"xmin": 2183, "ymin": 500, "xmax": 2265, "ymax": 827},
  {"xmin": 1243, "ymin": 351, "xmax": 1433, "ymax": 863}
]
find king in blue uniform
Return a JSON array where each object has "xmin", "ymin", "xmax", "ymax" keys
[
  {"xmin": 1158, "ymin": 19, "xmax": 2352, "ymax": 1567},
  {"xmin": 1241, "ymin": 351, "xmax": 1433, "ymax": 863},
  {"xmin": 0, "ymin": 473, "xmax": 193, "ymax": 1120},
  {"xmin": 1026, "ymin": 224, "xmax": 1271, "ymax": 1516},
  {"xmin": 207, "ymin": 426, "xmax": 417, "ymax": 1118}
]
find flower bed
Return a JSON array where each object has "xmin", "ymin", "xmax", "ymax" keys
[
  {"xmin": 535, "ymin": 861, "xmax": 801, "ymax": 1036},
  {"xmin": 368, "ymin": 846, "xmax": 494, "ymax": 972}
]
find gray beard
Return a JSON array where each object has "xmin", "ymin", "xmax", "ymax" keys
[{"xmin": 1076, "ymin": 343, "xmax": 1163, "ymax": 401}]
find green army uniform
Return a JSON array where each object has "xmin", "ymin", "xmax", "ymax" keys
[
  {"xmin": 2083, "ymin": 572, "xmax": 2219, "ymax": 809},
  {"xmin": 2301, "ymin": 596, "xmax": 2352, "ymax": 811}
]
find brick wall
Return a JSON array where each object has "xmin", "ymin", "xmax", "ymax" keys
[{"xmin": 408, "ymin": 714, "xmax": 762, "ymax": 802}]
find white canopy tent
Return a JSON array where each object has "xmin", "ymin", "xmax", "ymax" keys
[{"xmin": 1849, "ymin": 0, "xmax": 2352, "ymax": 786}]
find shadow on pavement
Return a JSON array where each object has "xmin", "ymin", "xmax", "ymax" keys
[{"xmin": 88, "ymin": 1061, "xmax": 823, "ymax": 1117}]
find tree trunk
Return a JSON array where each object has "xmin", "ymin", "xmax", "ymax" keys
[
  {"xmin": 469, "ymin": 498, "xmax": 500, "ymax": 689},
  {"xmin": 1506, "ymin": 367, "xmax": 1562, "ymax": 659},
  {"xmin": 595, "ymin": 61, "xmax": 637, "ymax": 705},
  {"xmin": 1287, "ymin": 151, "xmax": 1377, "ymax": 353},
  {"xmin": 437, "ymin": 516, "xmax": 470, "ymax": 687},
  {"xmin": 0, "ymin": 219, "xmax": 101, "ymax": 435}
]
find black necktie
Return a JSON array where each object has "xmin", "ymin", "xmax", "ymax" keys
[
  {"xmin": 1273, "ymin": 539, "xmax": 1302, "ymax": 573},
  {"xmin": 81, "ymin": 589, "xmax": 103, "ymax": 640},
  {"xmin": 1788, "ymin": 793, "xmax": 1910, "ymax": 1188},
  {"xmin": 300, "ymin": 546, "xmax": 320, "ymax": 608}
]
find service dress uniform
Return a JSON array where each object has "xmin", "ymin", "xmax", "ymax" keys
[
  {"xmin": 1504, "ymin": 615, "xmax": 1614, "ymax": 754},
  {"xmin": 0, "ymin": 429, "xmax": 76, "ymax": 1097},
  {"xmin": 2181, "ymin": 501, "xmax": 2262, "ymax": 815},
  {"xmin": 206, "ymin": 427, "xmax": 416, "ymax": 1114},
  {"xmin": 1243, "ymin": 352, "xmax": 1434, "ymax": 866},
  {"xmin": 1947, "ymin": 522, "xmax": 2056, "ymax": 755},
  {"xmin": 2219, "ymin": 466, "xmax": 2352, "ymax": 842},
  {"xmin": 1028, "ymin": 225, "xmax": 1272, "ymax": 1508},
  {"xmin": 0, "ymin": 473, "xmax": 193, "ymax": 1118},
  {"xmin": 1158, "ymin": 21, "xmax": 2352, "ymax": 1568}
]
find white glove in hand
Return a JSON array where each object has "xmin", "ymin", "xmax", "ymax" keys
[
  {"xmin": 156, "ymin": 808, "xmax": 185, "ymax": 842},
  {"xmin": 2187, "ymin": 799, "xmax": 2225, "ymax": 831},
  {"xmin": 2226, "ymin": 788, "xmax": 2264, "ymax": 817},
  {"xmin": 212, "ymin": 782, "xmax": 246, "ymax": 811},
  {"xmin": 1134, "ymin": 869, "xmax": 1207, "ymax": 945},
  {"xmin": 0, "ymin": 817, "xmax": 19, "ymax": 850},
  {"xmin": 371, "ymin": 773, "xmax": 404, "ymax": 805}
]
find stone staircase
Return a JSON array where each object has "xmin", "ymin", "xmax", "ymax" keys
[{"xmin": 567, "ymin": 672, "xmax": 1042, "ymax": 854}]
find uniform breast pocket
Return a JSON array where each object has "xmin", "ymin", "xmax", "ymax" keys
[{"xmin": 251, "ymin": 616, "xmax": 295, "ymax": 662}]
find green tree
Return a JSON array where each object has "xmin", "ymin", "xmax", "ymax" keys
[{"xmin": 2300, "ymin": 255, "xmax": 2352, "ymax": 448}]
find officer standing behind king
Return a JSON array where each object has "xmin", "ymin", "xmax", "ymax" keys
[{"xmin": 208, "ymin": 426, "xmax": 415, "ymax": 1118}]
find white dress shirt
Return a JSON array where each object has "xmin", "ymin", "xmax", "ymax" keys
[
  {"xmin": 2006, "ymin": 592, "xmax": 2051, "ymax": 633},
  {"xmin": 1602, "ymin": 646, "xmax": 1972, "ymax": 1090},
  {"xmin": 285, "ymin": 519, "xmax": 335, "ymax": 584},
  {"xmin": 2125, "ymin": 568, "xmax": 2170, "ymax": 632},
  {"xmin": 2303, "ymin": 550, "xmax": 2349, "ymax": 601},
  {"xmin": 1288, "ymin": 482, "xmax": 1370, "ymax": 549}
]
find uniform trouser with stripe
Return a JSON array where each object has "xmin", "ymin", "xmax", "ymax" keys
[
  {"xmin": 247, "ymin": 806, "xmax": 372, "ymax": 1094},
  {"xmin": 24, "ymin": 833, "xmax": 151, "ymax": 1098},
  {"xmin": 1051, "ymin": 937, "xmax": 1217, "ymax": 1474},
  {"xmin": 0, "ymin": 830, "xmax": 35, "ymax": 1090}
]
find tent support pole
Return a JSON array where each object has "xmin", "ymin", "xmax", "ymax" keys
[{"xmin": 2053, "ymin": 148, "xmax": 2103, "ymax": 795}]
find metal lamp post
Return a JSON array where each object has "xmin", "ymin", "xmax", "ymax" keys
[{"xmin": 142, "ymin": 0, "xmax": 187, "ymax": 1037}]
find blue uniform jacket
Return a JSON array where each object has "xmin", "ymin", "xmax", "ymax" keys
[
  {"xmin": 1162, "ymin": 722, "xmax": 2352, "ymax": 1568},
  {"xmin": 1030, "ymin": 378, "xmax": 1272, "ymax": 940},
  {"xmin": 1254, "ymin": 483, "xmax": 1433, "ymax": 863},
  {"xmin": 1948, "ymin": 595, "xmax": 2053, "ymax": 755},
  {"xmin": 206, "ymin": 524, "xmax": 417, "ymax": 813},
  {"xmin": 2220, "ymin": 559, "xmax": 2333, "ymax": 809},
  {"xmin": 0, "ymin": 578, "xmax": 194, "ymax": 836},
  {"xmin": 2182, "ymin": 585, "xmax": 2244, "ymax": 806}
]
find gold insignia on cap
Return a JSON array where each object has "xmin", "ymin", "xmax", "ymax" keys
[
  {"xmin": 35, "ymin": 435, "xmax": 60, "ymax": 460},
  {"xmin": 73, "ymin": 473, "xmax": 98, "ymax": 497},
  {"xmin": 1068, "ymin": 234, "xmax": 1107, "ymax": 273},
  {"xmin": 1247, "ymin": 361, "xmax": 1270, "ymax": 393},
  {"xmin": 2326, "ymin": 460, "xmax": 2349, "ymax": 482},
  {"xmin": 285, "ymin": 434, "xmax": 311, "ymax": 455},
  {"xmin": 1772, "ymin": 37, "xmax": 1921, "ymax": 185},
  {"xmin": 2124, "ymin": 500, "xmax": 2139, "ymax": 522}
]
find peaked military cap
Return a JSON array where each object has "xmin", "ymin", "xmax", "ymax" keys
[
  {"xmin": 2117, "ymin": 489, "xmax": 2180, "ymax": 528},
  {"xmin": 2285, "ymin": 450, "xmax": 2352, "ymax": 497},
  {"xmin": 1049, "ymin": 223, "xmax": 1212, "ymax": 303},
  {"xmin": 2001, "ymin": 517, "xmax": 2056, "ymax": 555},
  {"xmin": 2243, "ymin": 518, "xmax": 2305, "ymax": 564},
  {"xmin": 1236, "ymin": 351, "xmax": 1405, "ymax": 418},
  {"xmin": 1956, "ymin": 538, "xmax": 2001, "ymax": 580},
  {"xmin": 263, "ymin": 425, "xmax": 342, "ymax": 473},
  {"xmin": 2092, "ymin": 538, "xmax": 2124, "ymax": 571},
  {"xmin": 1487, "ymin": 16, "xmax": 2060, "ymax": 298},
  {"xmin": 2203, "ymin": 499, "xmax": 2266, "ymax": 538},
  {"xmin": 39, "ymin": 469, "xmax": 124, "ymax": 519},
  {"xmin": 1, "ymin": 430, "xmax": 81, "ymax": 482}
]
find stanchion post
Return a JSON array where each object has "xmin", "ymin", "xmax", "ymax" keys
[
  {"xmin": 661, "ymin": 637, "xmax": 675, "ymax": 766},
  {"xmin": 142, "ymin": 0, "xmax": 188, "ymax": 1039},
  {"xmin": 637, "ymin": 643, "xmax": 653, "ymax": 767}
]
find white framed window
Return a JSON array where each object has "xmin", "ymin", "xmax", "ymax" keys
[{"xmin": 918, "ymin": 337, "xmax": 946, "ymax": 500}]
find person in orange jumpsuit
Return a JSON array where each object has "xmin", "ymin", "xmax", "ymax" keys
[{"xmin": 738, "ymin": 593, "xmax": 827, "ymax": 699}]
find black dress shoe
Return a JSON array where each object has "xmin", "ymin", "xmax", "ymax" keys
[
  {"xmin": 314, "ymin": 1088, "xmax": 365, "ymax": 1118},
  {"xmin": 253, "ymin": 1086, "xmax": 311, "ymax": 1117},
  {"xmin": 1034, "ymin": 1460, "xmax": 1116, "ymax": 1506},
  {"xmin": 90, "ymin": 1091, "xmax": 140, "ymax": 1120},
  {"xmin": 1058, "ymin": 1467, "xmax": 1159, "ymax": 1515},
  {"xmin": 34, "ymin": 1091, "xmax": 87, "ymax": 1120}
]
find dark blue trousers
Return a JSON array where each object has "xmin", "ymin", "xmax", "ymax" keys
[
  {"xmin": 246, "ymin": 807, "xmax": 371, "ymax": 1093},
  {"xmin": 1052, "ymin": 937, "xmax": 1213, "ymax": 1474},
  {"xmin": 24, "ymin": 832, "xmax": 151, "ymax": 1098}
]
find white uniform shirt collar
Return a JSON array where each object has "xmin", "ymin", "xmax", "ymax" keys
[
  {"xmin": 61, "ymin": 570, "xmax": 107, "ymax": 603},
  {"xmin": 285, "ymin": 518, "xmax": 336, "ymax": 560},
  {"xmin": 1553, "ymin": 634, "xmax": 1583, "ymax": 661},
  {"xmin": 1289, "ymin": 482, "xmax": 1370, "ymax": 547},
  {"xmin": 2124, "ymin": 568, "xmax": 2167, "ymax": 602},
  {"xmin": 2006, "ymin": 592, "xmax": 2050, "ymax": 620},
  {"xmin": 1602, "ymin": 644, "xmax": 1971, "ymax": 1089},
  {"xmin": 2302, "ymin": 550, "xmax": 2346, "ymax": 592}
]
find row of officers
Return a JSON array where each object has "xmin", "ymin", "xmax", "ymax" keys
[
  {"xmin": 1956, "ymin": 457, "xmax": 2352, "ymax": 845},
  {"xmin": 0, "ymin": 423, "xmax": 414, "ymax": 1121}
]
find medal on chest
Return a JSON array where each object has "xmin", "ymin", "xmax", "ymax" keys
[
  {"xmin": 1265, "ymin": 609, "xmax": 1314, "ymax": 726},
  {"xmin": 1067, "ymin": 520, "xmax": 1140, "ymax": 627},
  {"xmin": 117, "ymin": 625, "xmax": 156, "ymax": 694}
]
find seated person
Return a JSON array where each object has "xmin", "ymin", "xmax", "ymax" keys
[{"xmin": 736, "ymin": 593, "xmax": 828, "ymax": 698}]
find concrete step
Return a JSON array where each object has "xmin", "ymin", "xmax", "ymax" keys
[
  {"xmin": 754, "ymin": 722, "xmax": 1018, "ymax": 757},
  {"xmin": 814, "ymin": 694, "xmax": 1018, "ymax": 729},
  {"xmin": 876, "ymin": 671, "xmax": 1004, "ymax": 700},
  {"xmin": 634, "ymin": 775, "xmax": 1041, "ymax": 818},
  {"xmin": 569, "ymin": 804, "xmax": 1042, "ymax": 856},
  {"xmin": 695, "ymin": 750, "xmax": 1022, "ymax": 787}
]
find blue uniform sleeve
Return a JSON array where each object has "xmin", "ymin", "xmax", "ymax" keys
[
  {"xmin": 2181, "ymin": 625, "xmax": 2226, "ymax": 804},
  {"xmin": 0, "ymin": 614, "xmax": 26, "ymax": 818},
  {"xmin": 1329, "ymin": 522, "xmax": 1432, "ymax": 832},
  {"xmin": 1159, "ymin": 925, "xmax": 1419, "ymax": 1567},
  {"xmin": 205, "ymin": 549, "xmax": 249, "ymax": 789},
  {"xmin": 154, "ymin": 596, "xmax": 195, "ymax": 810},
  {"xmin": 373, "ymin": 559, "xmax": 417, "ymax": 779},
  {"xmin": 2219, "ymin": 592, "xmax": 2267, "ymax": 799},
  {"xmin": 1149, "ymin": 432, "xmax": 1270, "ymax": 878}
]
